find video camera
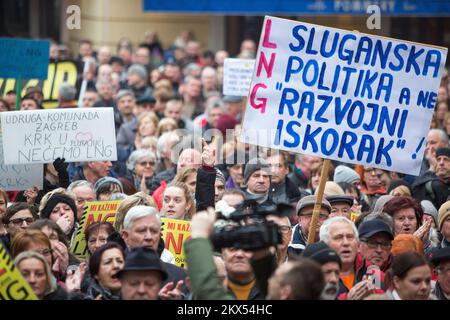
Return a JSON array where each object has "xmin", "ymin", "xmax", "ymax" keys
[{"xmin": 211, "ymin": 198, "xmax": 293, "ymax": 251}]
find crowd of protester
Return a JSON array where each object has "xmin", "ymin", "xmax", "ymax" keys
[{"xmin": 0, "ymin": 29, "xmax": 450, "ymax": 301}]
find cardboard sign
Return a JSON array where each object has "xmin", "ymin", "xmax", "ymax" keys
[
  {"xmin": 0, "ymin": 123, "xmax": 43, "ymax": 191},
  {"xmin": 0, "ymin": 60, "xmax": 79, "ymax": 109},
  {"xmin": 0, "ymin": 108, "xmax": 118, "ymax": 165},
  {"xmin": 240, "ymin": 16, "xmax": 448, "ymax": 175},
  {"xmin": 160, "ymin": 218, "xmax": 191, "ymax": 268},
  {"xmin": 70, "ymin": 200, "xmax": 122, "ymax": 260},
  {"xmin": 0, "ymin": 242, "xmax": 38, "ymax": 300},
  {"xmin": 0, "ymin": 38, "xmax": 49, "ymax": 79},
  {"xmin": 223, "ymin": 58, "xmax": 255, "ymax": 96}
]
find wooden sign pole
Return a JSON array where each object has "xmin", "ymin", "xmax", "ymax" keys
[{"xmin": 307, "ymin": 158, "xmax": 331, "ymax": 244}]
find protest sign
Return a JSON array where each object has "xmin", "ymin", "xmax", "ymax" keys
[
  {"xmin": 0, "ymin": 60, "xmax": 79, "ymax": 109},
  {"xmin": 0, "ymin": 38, "xmax": 49, "ymax": 80},
  {"xmin": 0, "ymin": 126, "xmax": 43, "ymax": 190},
  {"xmin": 0, "ymin": 242, "xmax": 38, "ymax": 300},
  {"xmin": 161, "ymin": 218, "xmax": 191, "ymax": 268},
  {"xmin": 240, "ymin": 16, "xmax": 448, "ymax": 175},
  {"xmin": 0, "ymin": 108, "xmax": 117, "ymax": 165},
  {"xmin": 223, "ymin": 58, "xmax": 255, "ymax": 96},
  {"xmin": 70, "ymin": 200, "xmax": 122, "ymax": 260}
]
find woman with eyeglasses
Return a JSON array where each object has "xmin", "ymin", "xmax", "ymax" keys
[
  {"xmin": 11, "ymin": 229, "xmax": 68, "ymax": 286},
  {"xmin": 123, "ymin": 149, "xmax": 157, "ymax": 194},
  {"xmin": 0, "ymin": 202, "xmax": 38, "ymax": 252}
]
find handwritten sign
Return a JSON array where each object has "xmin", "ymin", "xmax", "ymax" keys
[
  {"xmin": 0, "ymin": 243, "xmax": 38, "ymax": 300},
  {"xmin": 161, "ymin": 218, "xmax": 191, "ymax": 268},
  {"xmin": 0, "ymin": 124, "xmax": 42, "ymax": 191},
  {"xmin": 70, "ymin": 200, "xmax": 122, "ymax": 260},
  {"xmin": 223, "ymin": 58, "xmax": 255, "ymax": 96},
  {"xmin": 0, "ymin": 108, "xmax": 118, "ymax": 165},
  {"xmin": 240, "ymin": 16, "xmax": 447, "ymax": 175},
  {"xmin": 0, "ymin": 38, "xmax": 49, "ymax": 79}
]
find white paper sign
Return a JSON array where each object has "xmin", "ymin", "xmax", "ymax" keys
[
  {"xmin": 223, "ymin": 58, "xmax": 255, "ymax": 96},
  {"xmin": 1, "ymin": 108, "xmax": 117, "ymax": 165},
  {"xmin": 0, "ymin": 127, "xmax": 42, "ymax": 191},
  {"xmin": 240, "ymin": 16, "xmax": 448, "ymax": 175}
]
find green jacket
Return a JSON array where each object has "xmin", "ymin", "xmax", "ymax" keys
[{"xmin": 185, "ymin": 238, "xmax": 234, "ymax": 300}]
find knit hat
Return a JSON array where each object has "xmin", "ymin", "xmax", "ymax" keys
[
  {"xmin": 436, "ymin": 147, "xmax": 450, "ymax": 159},
  {"xmin": 40, "ymin": 194, "xmax": 78, "ymax": 222},
  {"xmin": 215, "ymin": 168, "xmax": 226, "ymax": 185},
  {"xmin": 296, "ymin": 195, "xmax": 332, "ymax": 215},
  {"xmin": 216, "ymin": 113, "xmax": 237, "ymax": 136},
  {"xmin": 372, "ymin": 195, "xmax": 394, "ymax": 213},
  {"xmin": 333, "ymin": 165, "xmax": 360, "ymax": 185},
  {"xmin": 128, "ymin": 64, "xmax": 148, "ymax": 80},
  {"xmin": 387, "ymin": 179, "xmax": 412, "ymax": 195},
  {"xmin": 302, "ymin": 242, "xmax": 341, "ymax": 267},
  {"xmin": 391, "ymin": 234, "xmax": 424, "ymax": 256},
  {"xmin": 94, "ymin": 177, "xmax": 124, "ymax": 194},
  {"xmin": 243, "ymin": 158, "xmax": 271, "ymax": 184},
  {"xmin": 320, "ymin": 181, "xmax": 345, "ymax": 196},
  {"xmin": 421, "ymin": 200, "xmax": 438, "ymax": 227},
  {"xmin": 438, "ymin": 200, "xmax": 450, "ymax": 231}
]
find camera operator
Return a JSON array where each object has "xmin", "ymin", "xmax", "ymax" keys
[{"xmin": 185, "ymin": 208, "xmax": 325, "ymax": 300}]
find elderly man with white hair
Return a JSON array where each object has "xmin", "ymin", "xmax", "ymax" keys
[
  {"xmin": 120, "ymin": 205, "xmax": 189, "ymax": 296},
  {"xmin": 320, "ymin": 217, "xmax": 383, "ymax": 299}
]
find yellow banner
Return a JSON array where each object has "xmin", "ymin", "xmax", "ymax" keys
[
  {"xmin": 0, "ymin": 60, "xmax": 78, "ymax": 109},
  {"xmin": 70, "ymin": 200, "xmax": 122, "ymax": 260},
  {"xmin": 160, "ymin": 218, "xmax": 191, "ymax": 268},
  {"xmin": 0, "ymin": 242, "xmax": 38, "ymax": 300}
]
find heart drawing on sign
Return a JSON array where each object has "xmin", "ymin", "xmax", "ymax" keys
[{"xmin": 75, "ymin": 132, "xmax": 94, "ymax": 142}]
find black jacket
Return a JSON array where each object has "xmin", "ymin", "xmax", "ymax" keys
[
  {"xmin": 195, "ymin": 166, "xmax": 216, "ymax": 212},
  {"xmin": 412, "ymin": 171, "xmax": 450, "ymax": 209},
  {"xmin": 149, "ymin": 167, "xmax": 176, "ymax": 194}
]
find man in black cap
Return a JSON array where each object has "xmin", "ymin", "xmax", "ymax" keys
[
  {"xmin": 302, "ymin": 242, "xmax": 342, "ymax": 300},
  {"xmin": 358, "ymin": 219, "xmax": 394, "ymax": 270},
  {"xmin": 242, "ymin": 158, "xmax": 272, "ymax": 204},
  {"xmin": 327, "ymin": 195, "xmax": 354, "ymax": 220},
  {"xmin": 288, "ymin": 195, "xmax": 332, "ymax": 255},
  {"xmin": 118, "ymin": 246, "xmax": 170, "ymax": 300},
  {"xmin": 413, "ymin": 146, "xmax": 450, "ymax": 209},
  {"xmin": 430, "ymin": 246, "xmax": 450, "ymax": 300}
]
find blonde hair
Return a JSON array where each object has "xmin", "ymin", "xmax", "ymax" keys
[
  {"xmin": 141, "ymin": 136, "xmax": 158, "ymax": 151},
  {"xmin": 173, "ymin": 167, "xmax": 197, "ymax": 184},
  {"xmin": 39, "ymin": 188, "xmax": 76, "ymax": 215},
  {"xmin": 15, "ymin": 251, "xmax": 57, "ymax": 298},
  {"xmin": 389, "ymin": 185, "xmax": 412, "ymax": 197},
  {"xmin": 164, "ymin": 182, "xmax": 195, "ymax": 220},
  {"xmin": 114, "ymin": 191, "xmax": 158, "ymax": 230},
  {"xmin": 137, "ymin": 112, "xmax": 159, "ymax": 137},
  {"xmin": 156, "ymin": 117, "xmax": 178, "ymax": 137}
]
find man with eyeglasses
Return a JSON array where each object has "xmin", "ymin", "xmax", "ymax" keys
[
  {"xmin": 267, "ymin": 215, "xmax": 292, "ymax": 264},
  {"xmin": 288, "ymin": 195, "xmax": 331, "ymax": 256},
  {"xmin": 0, "ymin": 203, "xmax": 38, "ymax": 252},
  {"xmin": 430, "ymin": 246, "xmax": 450, "ymax": 300}
]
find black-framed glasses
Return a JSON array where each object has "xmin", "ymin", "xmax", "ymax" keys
[
  {"xmin": 361, "ymin": 239, "xmax": 392, "ymax": 250},
  {"xmin": 37, "ymin": 248, "xmax": 53, "ymax": 256},
  {"xmin": 9, "ymin": 217, "xmax": 34, "ymax": 225}
]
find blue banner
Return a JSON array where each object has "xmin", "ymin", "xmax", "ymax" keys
[
  {"xmin": 0, "ymin": 38, "xmax": 50, "ymax": 79},
  {"xmin": 143, "ymin": 0, "xmax": 450, "ymax": 16}
]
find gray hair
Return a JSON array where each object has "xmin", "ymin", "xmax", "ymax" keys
[
  {"xmin": 319, "ymin": 216, "xmax": 359, "ymax": 244},
  {"xmin": 95, "ymin": 79, "xmax": 113, "ymax": 92},
  {"xmin": 429, "ymin": 128, "xmax": 449, "ymax": 144},
  {"xmin": 14, "ymin": 251, "xmax": 57, "ymax": 297},
  {"xmin": 157, "ymin": 131, "xmax": 180, "ymax": 158},
  {"xmin": 126, "ymin": 149, "xmax": 157, "ymax": 172},
  {"xmin": 205, "ymin": 98, "xmax": 224, "ymax": 121},
  {"xmin": 67, "ymin": 180, "xmax": 95, "ymax": 192},
  {"xmin": 362, "ymin": 212, "xmax": 394, "ymax": 232},
  {"xmin": 123, "ymin": 205, "xmax": 161, "ymax": 230},
  {"xmin": 116, "ymin": 89, "xmax": 135, "ymax": 102},
  {"xmin": 58, "ymin": 82, "xmax": 77, "ymax": 102}
]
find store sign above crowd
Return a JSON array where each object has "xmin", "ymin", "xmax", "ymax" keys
[{"xmin": 240, "ymin": 16, "xmax": 448, "ymax": 176}]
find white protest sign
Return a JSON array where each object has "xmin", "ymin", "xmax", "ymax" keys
[
  {"xmin": 223, "ymin": 58, "xmax": 255, "ymax": 96},
  {"xmin": 0, "ymin": 126, "xmax": 42, "ymax": 191},
  {"xmin": 0, "ymin": 108, "xmax": 117, "ymax": 165},
  {"xmin": 240, "ymin": 16, "xmax": 447, "ymax": 176}
]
